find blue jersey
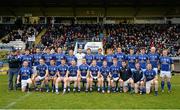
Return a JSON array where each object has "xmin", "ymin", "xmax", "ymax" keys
[
  {"xmin": 144, "ymin": 69, "xmax": 156, "ymax": 82},
  {"xmin": 110, "ymin": 65, "xmax": 120, "ymax": 78},
  {"xmin": 159, "ymin": 56, "xmax": 173, "ymax": 71},
  {"xmin": 137, "ymin": 54, "xmax": 148, "ymax": 69},
  {"xmin": 132, "ymin": 69, "xmax": 144, "ymax": 83},
  {"xmin": 100, "ymin": 66, "xmax": 110, "ymax": 78},
  {"xmin": 105, "ymin": 54, "xmax": 114, "ymax": 67},
  {"xmin": 94, "ymin": 54, "xmax": 104, "ymax": 67},
  {"xmin": 68, "ymin": 65, "xmax": 78, "ymax": 77},
  {"xmin": 19, "ymin": 67, "xmax": 33, "ymax": 80},
  {"xmin": 21, "ymin": 54, "xmax": 33, "ymax": 67},
  {"xmin": 148, "ymin": 53, "xmax": 159, "ymax": 68},
  {"xmin": 84, "ymin": 54, "xmax": 94, "ymax": 65},
  {"xmin": 33, "ymin": 53, "xmax": 42, "ymax": 66},
  {"xmin": 43, "ymin": 53, "xmax": 55, "ymax": 66},
  {"xmin": 57, "ymin": 64, "xmax": 68, "ymax": 77},
  {"xmin": 36, "ymin": 64, "xmax": 48, "ymax": 77},
  {"xmin": 66, "ymin": 55, "xmax": 77, "ymax": 66},
  {"xmin": 48, "ymin": 65, "xmax": 58, "ymax": 76},
  {"xmin": 114, "ymin": 52, "xmax": 126, "ymax": 67},
  {"xmin": 54, "ymin": 53, "xmax": 65, "ymax": 66},
  {"xmin": 89, "ymin": 65, "xmax": 100, "ymax": 77},
  {"xmin": 126, "ymin": 54, "xmax": 137, "ymax": 69},
  {"xmin": 79, "ymin": 64, "xmax": 89, "ymax": 77}
]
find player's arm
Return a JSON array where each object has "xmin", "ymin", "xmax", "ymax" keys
[
  {"xmin": 45, "ymin": 68, "xmax": 49, "ymax": 77},
  {"xmin": 171, "ymin": 63, "xmax": 175, "ymax": 72},
  {"xmin": 86, "ymin": 70, "xmax": 89, "ymax": 78},
  {"xmin": 17, "ymin": 70, "xmax": 21, "ymax": 84},
  {"xmin": 66, "ymin": 70, "xmax": 69, "ymax": 78}
]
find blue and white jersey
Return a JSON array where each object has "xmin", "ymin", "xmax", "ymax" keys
[
  {"xmin": 48, "ymin": 65, "xmax": 58, "ymax": 76},
  {"xmin": 66, "ymin": 55, "xmax": 77, "ymax": 66},
  {"xmin": 36, "ymin": 64, "xmax": 48, "ymax": 77},
  {"xmin": 89, "ymin": 65, "xmax": 100, "ymax": 77},
  {"xmin": 21, "ymin": 54, "xmax": 33, "ymax": 67},
  {"xmin": 57, "ymin": 64, "xmax": 69, "ymax": 77},
  {"xmin": 126, "ymin": 54, "xmax": 137, "ymax": 69},
  {"xmin": 144, "ymin": 69, "xmax": 156, "ymax": 82},
  {"xmin": 94, "ymin": 54, "xmax": 104, "ymax": 67},
  {"xmin": 33, "ymin": 53, "xmax": 42, "ymax": 66},
  {"xmin": 148, "ymin": 53, "xmax": 159, "ymax": 68},
  {"xmin": 114, "ymin": 52, "xmax": 126, "ymax": 67},
  {"xmin": 100, "ymin": 66, "xmax": 110, "ymax": 78},
  {"xmin": 43, "ymin": 53, "xmax": 55, "ymax": 66},
  {"xmin": 84, "ymin": 54, "xmax": 94, "ymax": 65},
  {"xmin": 110, "ymin": 65, "xmax": 120, "ymax": 78},
  {"xmin": 68, "ymin": 65, "xmax": 78, "ymax": 77},
  {"xmin": 137, "ymin": 54, "xmax": 148, "ymax": 70},
  {"xmin": 105, "ymin": 54, "xmax": 114, "ymax": 67},
  {"xmin": 79, "ymin": 64, "xmax": 89, "ymax": 77},
  {"xmin": 19, "ymin": 67, "xmax": 33, "ymax": 80},
  {"xmin": 159, "ymin": 56, "xmax": 173, "ymax": 71},
  {"xmin": 54, "ymin": 53, "xmax": 65, "ymax": 66}
]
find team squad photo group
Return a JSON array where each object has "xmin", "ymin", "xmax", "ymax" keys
[{"xmin": 8, "ymin": 46, "xmax": 174, "ymax": 96}]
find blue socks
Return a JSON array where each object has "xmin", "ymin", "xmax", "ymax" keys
[
  {"xmin": 161, "ymin": 81, "xmax": 165, "ymax": 90},
  {"xmin": 167, "ymin": 82, "xmax": 171, "ymax": 91}
]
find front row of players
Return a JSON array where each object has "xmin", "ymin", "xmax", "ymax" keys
[{"xmin": 17, "ymin": 57, "xmax": 161, "ymax": 96}]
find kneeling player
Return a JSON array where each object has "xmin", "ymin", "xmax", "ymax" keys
[
  {"xmin": 132, "ymin": 63, "xmax": 144, "ymax": 94},
  {"xmin": 100, "ymin": 60, "xmax": 111, "ymax": 93},
  {"xmin": 144, "ymin": 63, "xmax": 158, "ymax": 96},
  {"xmin": 46, "ymin": 59, "xmax": 58, "ymax": 92},
  {"xmin": 89, "ymin": 60, "xmax": 101, "ymax": 92},
  {"xmin": 119, "ymin": 61, "xmax": 134, "ymax": 93},
  {"xmin": 78, "ymin": 59, "xmax": 90, "ymax": 92},
  {"xmin": 55, "ymin": 59, "xmax": 69, "ymax": 94},
  {"xmin": 67, "ymin": 60, "xmax": 79, "ymax": 92},
  {"xmin": 109, "ymin": 58, "xmax": 121, "ymax": 92},
  {"xmin": 17, "ymin": 61, "xmax": 33, "ymax": 92},
  {"xmin": 33, "ymin": 58, "xmax": 48, "ymax": 91}
]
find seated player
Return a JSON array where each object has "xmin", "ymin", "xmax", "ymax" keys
[
  {"xmin": 159, "ymin": 49, "xmax": 174, "ymax": 93},
  {"xmin": 119, "ymin": 61, "xmax": 134, "ymax": 93},
  {"xmin": 46, "ymin": 59, "xmax": 58, "ymax": 92},
  {"xmin": 132, "ymin": 63, "xmax": 144, "ymax": 94},
  {"xmin": 67, "ymin": 60, "xmax": 79, "ymax": 92},
  {"xmin": 144, "ymin": 63, "xmax": 158, "ymax": 96},
  {"xmin": 55, "ymin": 59, "xmax": 69, "ymax": 94},
  {"xmin": 109, "ymin": 58, "xmax": 121, "ymax": 92},
  {"xmin": 100, "ymin": 60, "xmax": 111, "ymax": 93},
  {"xmin": 89, "ymin": 60, "xmax": 101, "ymax": 92},
  {"xmin": 17, "ymin": 61, "xmax": 33, "ymax": 92},
  {"xmin": 33, "ymin": 58, "xmax": 48, "ymax": 91},
  {"xmin": 78, "ymin": 58, "xmax": 90, "ymax": 92}
]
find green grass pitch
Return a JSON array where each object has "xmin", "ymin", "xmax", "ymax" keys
[{"xmin": 0, "ymin": 75, "xmax": 180, "ymax": 109}]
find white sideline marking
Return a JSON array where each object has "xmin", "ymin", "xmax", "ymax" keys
[{"xmin": 3, "ymin": 93, "xmax": 32, "ymax": 109}]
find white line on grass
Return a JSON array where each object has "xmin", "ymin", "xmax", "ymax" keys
[{"xmin": 3, "ymin": 92, "xmax": 32, "ymax": 109}]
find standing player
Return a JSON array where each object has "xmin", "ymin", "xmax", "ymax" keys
[
  {"xmin": 137, "ymin": 48, "xmax": 148, "ymax": 73},
  {"xmin": 126, "ymin": 48, "xmax": 137, "ymax": 72},
  {"xmin": 67, "ymin": 60, "xmax": 79, "ymax": 92},
  {"xmin": 89, "ymin": 60, "xmax": 101, "ymax": 92},
  {"xmin": 105, "ymin": 48, "xmax": 114, "ymax": 67},
  {"xmin": 55, "ymin": 59, "xmax": 69, "ymax": 94},
  {"xmin": 54, "ymin": 47, "xmax": 65, "ymax": 66},
  {"xmin": 32, "ymin": 48, "xmax": 42, "ymax": 73},
  {"xmin": 33, "ymin": 58, "xmax": 48, "ymax": 91},
  {"xmin": 132, "ymin": 63, "xmax": 144, "ymax": 94},
  {"xmin": 84, "ymin": 48, "xmax": 94, "ymax": 65},
  {"xmin": 46, "ymin": 59, "xmax": 58, "ymax": 92},
  {"xmin": 21, "ymin": 49, "xmax": 33, "ymax": 68},
  {"xmin": 159, "ymin": 49, "xmax": 174, "ymax": 93},
  {"xmin": 75, "ymin": 48, "xmax": 85, "ymax": 66},
  {"xmin": 43, "ymin": 48, "xmax": 55, "ymax": 66},
  {"xmin": 66, "ymin": 49, "xmax": 77, "ymax": 66},
  {"xmin": 109, "ymin": 58, "xmax": 121, "ymax": 92},
  {"xmin": 94, "ymin": 48, "xmax": 104, "ymax": 67},
  {"xmin": 144, "ymin": 63, "xmax": 158, "ymax": 96},
  {"xmin": 17, "ymin": 61, "xmax": 33, "ymax": 92},
  {"xmin": 100, "ymin": 60, "xmax": 111, "ymax": 93},
  {"xmin": 78, "ymin": 58, "xmax": 90, "ymax": 92},
  {"xmin": 114, "ymin": 47, "xmax": 126, "ymax": 67},
  {"xmin": 119, "ymin": 61, "xmax": 134, "ymax": 93},
  {"xmin": 148, "ymin": 47, "xmax": 159, "ymax": 74}
]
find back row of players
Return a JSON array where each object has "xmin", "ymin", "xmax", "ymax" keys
[{"xmin": 12, "ymin": 46, "xmax": 174, "ymax": 96}]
